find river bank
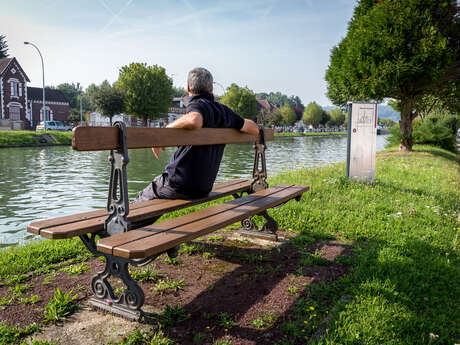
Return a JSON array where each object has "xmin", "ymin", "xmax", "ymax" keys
[
  {"xmin": 0, "ymin": 145, "xmax": 458, "ymax": 345},
  {"xmin": 0, "ymin": 130, "xmax": 348, "ymax": 148},
  {"xmin": 275, "ymin": 131, "xmax": 346, "ymax": 137},
  {"xmin": 0, "ymin": 131, "xmax": 72, "ymax": 148}
]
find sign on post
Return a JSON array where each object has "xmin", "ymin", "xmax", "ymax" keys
[{"xmin": 346, "ymin": 102, "xmax": 378, "ymax": 182}]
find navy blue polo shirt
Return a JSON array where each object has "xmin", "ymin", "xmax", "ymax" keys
[{"xmin": 165, "ymin": 93, "xmax": 245, "ymax": 198}]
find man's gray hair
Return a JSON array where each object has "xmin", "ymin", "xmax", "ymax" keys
[{"xmin": 188, "ymin": 67, "xmax": 213, "ymax": 94}]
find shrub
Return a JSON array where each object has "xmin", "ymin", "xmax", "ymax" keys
[{"xmin": 43, "ymin": 288, "xmax": 79, "ymax": 323}]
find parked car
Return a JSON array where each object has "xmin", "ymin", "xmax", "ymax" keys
[{"xmin": 36, "ymin": 121, "xmax": 72, "ymax": 132}]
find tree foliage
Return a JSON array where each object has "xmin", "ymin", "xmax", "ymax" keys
[
  {"xmin": 266, "ymin": 109, "xmax": 283, "ymax": 126},
  {"xmin": 91, "ymin": 83, "xmax": 125, "ymax": 125},
  {"xmin": 327, "ymin": 108, "xmax": 345, "ymax": 127},
  {"xmin": 220, "ymin": 83, "xmax": 257, "ymax": 119},
  {"xmin": 279, "ymin": 104, "xmax": 297, "ymax": 126},
  {"xmin": 325, "ymin": 0, "xmax": 459, "ymax": 151},
  {"xmin": 0, "ymin": 35, "xmax": 8, "ymax": 59},
  {"xmin": 118, "ymin": 63, "xmax": 173, "ymax": 124},
  {"xmin": 172, "ymin": 86, "xmax": 187, "ymax": 97},
  {"xmin": 303, "ymin": 102, "xmax": 323, "ymax": 127}
]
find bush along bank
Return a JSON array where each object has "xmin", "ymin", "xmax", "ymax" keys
[
  {"xmin": 0, "ymin": 131, "xmax": 72, "ymax": 148},
  {"xmin": 0, "ymin": 145, "xmax": 458, "ymax": 344}
]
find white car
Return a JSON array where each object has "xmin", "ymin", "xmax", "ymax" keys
[{"xmin": 36, "ymin": 121, "xmax": 72, "ymax": 132}]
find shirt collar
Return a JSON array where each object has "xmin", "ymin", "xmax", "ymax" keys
[{"xmin": 188, "ymin": 93, "xmax": 214, "ymax": 103}]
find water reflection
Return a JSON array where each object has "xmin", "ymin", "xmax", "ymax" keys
[{"xmin": 0, "ymin": 135, "xmax": 388, "ymax": 245}]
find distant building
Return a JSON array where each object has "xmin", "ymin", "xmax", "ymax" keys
[
  {"xmin": 0, "ymin": 57, "xmax": 70, "ymax": 129},
  {"xmin": 27, "ymin": 87, "xmax": 70, "ymax": 127}
]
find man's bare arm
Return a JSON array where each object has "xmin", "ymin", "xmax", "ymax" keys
[
  {"xmin": 166, "ymin": 112, "xmax": 203, "ymax": 129},
  {"xmin": 240, "ymin": 119, "xmax": 260, "ymax": 135},
  {"xmin": 152, "ymin": 112, "xmax": 203, "ymax": 158}
]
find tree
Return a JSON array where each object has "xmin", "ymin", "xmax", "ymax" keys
[
  {"xmin": 91, "ymin": 83, "xmax": 125, "ymax": 125},
  {"xmin": 220, "ymin": 84, "xmax": 257, "ymax": 119},
  {"xmin": 0, "ymin": 35, "xmax": 8, "ymax": 59},
  {"xmin": 56, "ymin": 83, "xmax": 81, "ymax": 109},
  {"xmin": 266, "ymin": 109, "xmax": 283, "ymax": 126},
  {"xmin": 327, "ymin": 108, "xmax": 345, "ymax": 127},
  {"xmin": 118, "ymin": 62, "xmax": 173, "ymax": 125},
  {"xmin": 172, "ymin": 86, "xmax": 187, "ymax": 97},
  {"xmin": 279, "ymin": 104, "xmax": 297, "ymax": 126},
  {"xmin": 325, "ymin": 0, "xmax": 459, "ymax": 151},
  {"xmin": 303, "ymin": 102, "xmax": 323, "ymax": 127}
]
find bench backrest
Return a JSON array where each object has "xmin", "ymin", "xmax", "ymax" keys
[{"xmin": 72, "ymin": 127, "xmax": 274, "ymax": 151}]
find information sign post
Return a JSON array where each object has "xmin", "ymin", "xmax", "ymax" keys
[{"xmin": 346, "ymin": 102, "xmax": 378, "ymax": 182}]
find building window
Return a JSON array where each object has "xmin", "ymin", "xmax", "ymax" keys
[
  {"xmin": 10, "ymin": 81, "xmax": 20, "ymax": 98},
  {"xmin": 9, "ymin": 106, "xmax": 21, "ymax": 121}
]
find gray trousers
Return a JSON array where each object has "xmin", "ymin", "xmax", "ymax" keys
[{"xmin": 133, "ymin": 173, "xmax": 192, "ymax": 203}]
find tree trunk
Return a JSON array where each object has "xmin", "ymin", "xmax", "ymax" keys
[{"xmin": 399, "ymin": 97, "xmax": 414, "ymax": 151}]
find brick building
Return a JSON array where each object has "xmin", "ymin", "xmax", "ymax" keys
[{"xmin": 0, "ymin": 57, "xmax": 69, "ymax": 129}]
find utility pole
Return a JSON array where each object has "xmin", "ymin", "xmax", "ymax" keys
[
  {"xmin": 80, "ymin": 92, "xmax": 83, "ymax": 123},
  {"xmin": 24, "ymin": 41, "xmax": 45, "ymax": 126}
]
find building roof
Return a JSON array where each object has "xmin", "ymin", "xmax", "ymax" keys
[
  {"xmin": 0, "ymin": 58, "xmax": 13, "ymax": 75},
  {"xmin": 27, "ymin": 87, "xmax": 69, "ymax": 103},
  {"xmin": 256, "ymin": 98, "xmax": 277, "ymax": 113},
  {"xmin": 0, "ymin": 57, "xmax": 30, "ymax": 81}
]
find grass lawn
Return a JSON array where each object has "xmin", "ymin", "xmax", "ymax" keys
[
  {"xmin": 0, "ymin": 131, "xmax": 72, "ymax": 147},
  {"xmin": 0, "ymin": 145, "xmax": 458, "ymax": 344}
]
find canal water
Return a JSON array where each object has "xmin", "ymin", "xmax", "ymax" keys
[{"xmin": 0, "ymin": 135, "xmax": 388, "ymax": 246}]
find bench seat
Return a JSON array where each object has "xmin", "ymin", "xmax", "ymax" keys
[
  {"xmin": 97, "ymin": 184, "xmax": 309, "ymax": 259},
  {"xmin": 27, "ymin": 179, "xmax": 251, "ymax": 239}
]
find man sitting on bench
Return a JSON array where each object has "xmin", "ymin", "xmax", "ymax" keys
[{"xmin": 134, "ymin": 67, "xmax": 260, "ymax": 203}]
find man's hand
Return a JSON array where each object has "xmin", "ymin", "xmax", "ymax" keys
[{"xmin": 152, "ymin": 147, "xmax": 165, "ymax": 159}]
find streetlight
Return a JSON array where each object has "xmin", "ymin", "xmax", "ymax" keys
[{"xmin": 24, "ymin": 41, "xmax": 46, "ymax": 127}]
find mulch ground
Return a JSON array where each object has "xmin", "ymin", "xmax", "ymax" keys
[{"xmin": 0, "ymin": 230, "xmax": 352, "ymax": 344}]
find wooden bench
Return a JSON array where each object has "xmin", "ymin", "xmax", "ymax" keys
[{"xmin": 27, "ymin": 122, "xmax": 309, "ymax": 320}]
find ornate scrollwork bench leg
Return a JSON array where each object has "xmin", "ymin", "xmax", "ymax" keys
[
  {"xmin": 239, "ymin": 125, "xmax": 280, "ymax": 241},
  {"xmin": 80, "ymin": 234, "xmax": 157, "ymax": 321}
]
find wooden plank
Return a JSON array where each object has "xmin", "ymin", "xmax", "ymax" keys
[
  {"xmin": 72, "ymin": 127, "xmax": 274, "ymax": 151},
  {"xmin": 97, "ymin": 185, "xmax": 292, "ymax": 254},
  {"xmin": 29, "ymin": 179, "xmax": 251, "ymax": 239},
  {"xmin": 98, "ymin": 185, "xmax": 309, "ymax": 258}
]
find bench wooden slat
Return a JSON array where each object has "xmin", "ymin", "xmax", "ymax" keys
[
  {"xmin": 98, "ymin": 185, "xmax": 308, "ymax": 259},
  {"xmin": 72, "ymin": 127, "xmax": 275, "ymax": 151},
  {"xmin": 28, "ymin": 179, "xmax": 251, "ymax": 239},
  {"xmin": 97, "ymin": 185, "xmax": 293, "ymax": 253}
]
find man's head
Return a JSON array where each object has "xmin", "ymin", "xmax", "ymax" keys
[{"xmin": 187, "ymin": 67, "xmax": 213, "ymax": 95}]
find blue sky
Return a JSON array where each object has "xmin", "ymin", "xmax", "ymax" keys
[{"xmin": 2, "ymin": 0, "xmax": 354, "ymax": 105}]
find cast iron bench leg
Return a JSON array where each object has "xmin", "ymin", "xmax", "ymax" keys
[{"xmin": 80, "ymin": 234, "xmax": 155, "ymax": 321}]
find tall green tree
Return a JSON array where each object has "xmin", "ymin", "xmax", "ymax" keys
[
  {"xmin": 303, "ymin": 102, "xmax": 323, "ymax": 127},
  {"xmin": 280, "ymin": 104, "xmax": 297, "ymax": 126},
  {"xmin": 325, "ymin": 0, "xmax": 459, "ymax": 151},
  {"xmin": 328, "ymin": 108, "xmax": 346, "ymax": 127},
  {"xmin": 266, "ymin": 109, "xmax": 283, "ymax": 126},
  {"xmin": 118, "ymin": 63, "xmax": 173, "ymax": 125},
  {"xmin": 0, "ymin": 35, "xmax": 8, "ymax": 59},
  {"xmin": 221, "ymin": 84, "xmax": 257, "ymax": 119},
  {"xmin": 56, "ymin": 83, "xmax": 81, "ymax": 109},
  {"xmin": 91, "ymin": 83, "xmax": 125, "ymax": 125}
]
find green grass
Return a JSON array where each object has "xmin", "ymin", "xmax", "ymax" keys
[
  {"xmin": 0, "ymin": 131, "xmax": 72, "ymax": 147},
  {"xmin": 152, "ymin": 277, "xmax": 186, "ymax": 294},
  {"xmin": 0, "ymin": 238, "xmax": 90, "ymax": 284},
  {"xmin": 0, "ymin": 322, "xmax": 40, "ymax": 345},
  {"xmin": 275, "ymin": 131, "xmax": 346, "ymax": 137},
  {"xmin": 267, "ymin": 145, "xmax": 459, "ymax": 344},
  {"xmin": 108, "ymin": 328, "xmax": 174, "ymax": 345},
  {"xmin": 43, "ymin": 288, "xmax": 79, "ymax": 323}
]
